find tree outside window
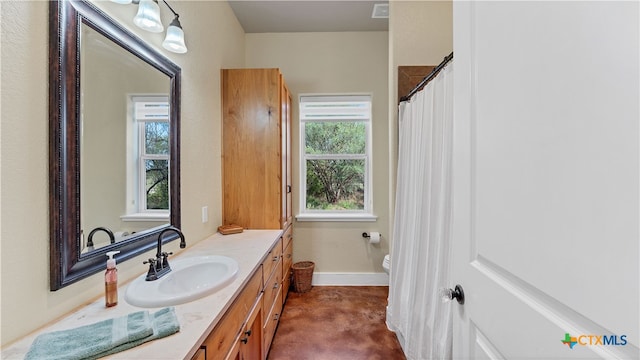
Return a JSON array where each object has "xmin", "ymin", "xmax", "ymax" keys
[
  {"xmin": 300, "ymin": 95, "xmax": 372, "ymax": 214},
  {"xmin": 143, "ymin": 121, "xmax": 169, "ymax": 210}
]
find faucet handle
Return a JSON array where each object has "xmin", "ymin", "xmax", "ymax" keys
[
  {"xmin": 144, "ymin": 258, "xmax": 159, "ymax": 281},
  {"xmin": 160, "ymin": 252, "xmax": 173, "ymax": 268}
]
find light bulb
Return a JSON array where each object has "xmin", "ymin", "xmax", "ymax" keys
[
  {"xmin": 162, "ymin": 17, "xmax": 187, "ymax": 54},
  {"xmin": 133, "ymin": 0, "xmax": 164, "ymax": 33}
]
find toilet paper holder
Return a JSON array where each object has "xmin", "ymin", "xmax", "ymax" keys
[
  {"xmin": 362, "ymin": 232, "xmax": 381, "ymax": 244},
  {"xmin": 362, "ymin": 232, "xmax": 381, "ymax": 238}
]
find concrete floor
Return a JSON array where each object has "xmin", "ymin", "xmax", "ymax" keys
[{"xmin": 267, "ymin": 286, "xmax": 406, "ymax": 360}]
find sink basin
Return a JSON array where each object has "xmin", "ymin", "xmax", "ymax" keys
[{"xmin": 125, "ymin": 255, "xmax": 239, "ymax": 308}]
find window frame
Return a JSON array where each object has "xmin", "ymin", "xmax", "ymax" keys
[
  {"xmin": 297, "ymin": 94, "xmax": 377, "ymax": 222},
  {"xmin": 122, "ymin": 95, "xmax": 171, "ymax": 221},
  {"xmin": 137, "ymin": 119, "xmax": 170, "ymax": 213}
]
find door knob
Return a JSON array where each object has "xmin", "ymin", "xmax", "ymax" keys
[{"xmin": 443, "ymin": 284, "xmax": 465, "ymax": 305}]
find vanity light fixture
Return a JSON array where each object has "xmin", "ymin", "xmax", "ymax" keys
[
  {"xmin": 161, "ymin": 2, "xmax": 188, "ymax": 54},
  {"xmin": 162, "ymin": 15, "xmax": 188, "ymax": 54},
  {"xmin": 111, "ymin": 0, "xmax": 188, "ymax": 54},
  {"xmin": 133, "ymin": 0, "xmax": 164, "ymax": 33}
]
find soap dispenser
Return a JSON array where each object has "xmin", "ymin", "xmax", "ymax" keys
[{"xmin": 105, "ymin": 251, "xmax": 120, "ymax": 307}]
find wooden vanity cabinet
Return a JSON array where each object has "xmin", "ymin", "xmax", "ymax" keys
[
  {"xmin": 198, "ymin": 268, "xmax": 262, "ymax": 360},
  {"xmin": 221, "ymin": 68, "xmax": 293, "ymax": 230},
  {"xmin": 195, "ymin": 233, "xmax": 293, "ymax": 360}
]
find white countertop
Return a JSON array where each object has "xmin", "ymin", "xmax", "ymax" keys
[{"xmin": 1, "ymin": 230, "xmax": 283, "ymax": 360}]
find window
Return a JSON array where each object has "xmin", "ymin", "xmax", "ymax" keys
[
  {"xmin": 123, "ymin": 96, "xmax": 170, "ymax": 220},
  {"xmin": 298, "ymin": 94, "xmax": 375, "ymax": 221}
]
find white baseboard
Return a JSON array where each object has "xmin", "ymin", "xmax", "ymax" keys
[{"xmin": 311, "ymin": 272, "xmax": 389, "ymax": 286}]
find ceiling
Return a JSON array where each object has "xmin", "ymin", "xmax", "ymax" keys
[{"xmin": 228, "ymin": 1, "xmax": 389, "ymax": 33}]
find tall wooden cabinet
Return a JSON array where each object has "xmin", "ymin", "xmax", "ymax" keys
[
  {"xmin": 221, "ymin": 68, "xmax": 292, "ymax": 230},
  {"xmin": 222, "ymin": 69, "xmax": 294, "ymax": 358}
]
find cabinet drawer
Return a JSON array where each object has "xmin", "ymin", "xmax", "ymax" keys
[
  {"xmin": 282, "ymin": 239, "xmax": 293, "ymax": 279},
  {"xmin": 262, "ymin": 259, "xmax": 282, "ymax": 328},
  {"xmin": 282, "ymin": 269, "xmax": 291, "ymax": 301},
  {"xmin": 202, "ymin": 267, "xmax": 262, "ymax": 360},
  {"xmin": 263, "ymin": 288, "xmax": 283, "ymax": 356},
  {"xmin": 262, "ymin": 237, "xmax": 282, "ymax": 285},
  {"xmin": 282, "ymin": 226, "xmax": 293, "ymax": 253},
  {"xmin": 282, "ymin": 239, "xmax": 293, "ymax": 296}
]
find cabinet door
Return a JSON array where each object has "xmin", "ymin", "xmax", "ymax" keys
[
  {"xmin": 281, "ymin": 80, "xmax": 293, "ymax": 229},
  {"xmin": 222, "ymin": 68, "xmax": 282, "ymax": 229},
  {"xmin": 240, "ymin": 294, "xmax": 263, "ymax": 360}
]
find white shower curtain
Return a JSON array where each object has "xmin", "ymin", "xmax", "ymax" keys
[{"xmin": 387, "ymin": 62, "xmax": 454, "ymax": 360}]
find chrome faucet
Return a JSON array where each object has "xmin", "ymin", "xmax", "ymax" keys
[
  {"xmin": 144, "ymin": 226, "xmax": 186, "ymax": 281},
  {"xmin": 87, "ymin": 227, "xmax": 115, "ymax": 249}
]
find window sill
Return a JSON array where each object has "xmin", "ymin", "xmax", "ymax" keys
[
  {"xmin": 295, "ymin": 213, "xmax": 378, "ymax": 222},
  {"xmin": 121, "ymin": 213, "xmax": 169, "ymax": 222}
]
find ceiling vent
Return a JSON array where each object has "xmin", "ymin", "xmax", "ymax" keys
[{"xmin": 372, "ymin": 3, "xmax": 389, "ymax": 19}]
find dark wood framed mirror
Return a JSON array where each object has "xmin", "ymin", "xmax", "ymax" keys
[{"xmin": 49, "ymin": 0, "xmax": 181, "ymax": 290}]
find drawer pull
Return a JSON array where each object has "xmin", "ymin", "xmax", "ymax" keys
[
  {"xmin": 273, "ymin": 313, "xmax": 280, "ymax": 321},
  {"xmin": 273, "ymin": 282, "xmax": 279, "ymax": 289},
  {"xmin": 286, "ymin": 253, "xmax": 292, "ymax": 258},
  {"xmin": 241, "ymin": 337, "xmax": 248, "ymax": 344},
  {"xmin": 273, "ymin": 256, "xmax": 279, "ymax": 262},
  {"xmin": 245, "ymin": 330, "xmax": 252, "ymax": 337}
]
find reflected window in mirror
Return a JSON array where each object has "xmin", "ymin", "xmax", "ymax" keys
[{"xmin": 126, "ymin": 96, "xmax": 171, "ymax": 220}]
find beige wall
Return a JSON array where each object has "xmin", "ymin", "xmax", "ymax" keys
[
  {"xmin": 246, "ymin": 32, "xmax": 390, "ymax": 274},
  {"xmin": 0, "ymin": 0, "xmax": 245, "ymax": 345},
  {"xmin": 0, "ymin": 0, "xmax": 453, "ymax": 347},
  {"xmin": 388, "ymin": 1, "xmax": 453, "ymax": 253},
  {"xmin": 391, "ymin": 1, "xmax": 453, "ymax": 74}
]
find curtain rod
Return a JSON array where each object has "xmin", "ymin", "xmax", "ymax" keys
[{"xmin": 399, "ymin": 52, "xmax": 453, "ymax": 103}]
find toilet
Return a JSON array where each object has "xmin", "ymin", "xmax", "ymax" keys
[{"xmin": 382, "ymin": 254, "xmax": 390, "ymax": 274}]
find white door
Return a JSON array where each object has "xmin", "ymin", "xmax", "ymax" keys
[{"xmin": 451, "ymin": 2, "xmax": 639, "ymax": 359}]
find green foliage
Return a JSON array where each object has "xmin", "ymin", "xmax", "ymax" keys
[
  {"xmin": 305, "ymin": 122, "xmax": 365, "ymax": 155},
  {"xmin": 144, "ymin": 121, "xmax": 170, "ymax": 210},
  {"xmin": 145, "ymin": 122, "xmax": 169, "ymax": 155},
  {"xmin": 146, "ymin": 160, "xmax": 169, "ymax": 210},
  {"xmin": 305, "ymin": 121, "xmax": 366, "ymax": 210}
]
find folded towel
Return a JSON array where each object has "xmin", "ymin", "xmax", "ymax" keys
[
  {"xmin": 96, "ymin": 307, "xmax": 180, "ymax": 359},
  {"xmin": 25, "ymin": 307, "xmax": 180, "ymax": 360}
]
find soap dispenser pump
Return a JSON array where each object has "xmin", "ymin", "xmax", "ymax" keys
[{"xmin": 105, "ymin": 251, "xmax": 120, "ymax": 307}]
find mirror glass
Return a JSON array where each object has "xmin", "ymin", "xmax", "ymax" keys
[
  {"xmin": 50, "ymin": 0, "xmax": 181, "ymax": 290},
  {"xmin": 80, "ymin": 24, "xmax": 171, "ymax": 253}
]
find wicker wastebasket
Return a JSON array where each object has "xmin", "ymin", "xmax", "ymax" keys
[{"xmin": 292, "ymin": 261, "xmax": 315, "ymax": 293}]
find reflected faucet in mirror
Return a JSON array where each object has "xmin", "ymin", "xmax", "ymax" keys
[
  {"xmin": 144, "ymin": 226, "xmax": 186, "ymax": 281},
  {"xmin": 86, "ymin": 227, "xmax": 115, "ymax": 251}
]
